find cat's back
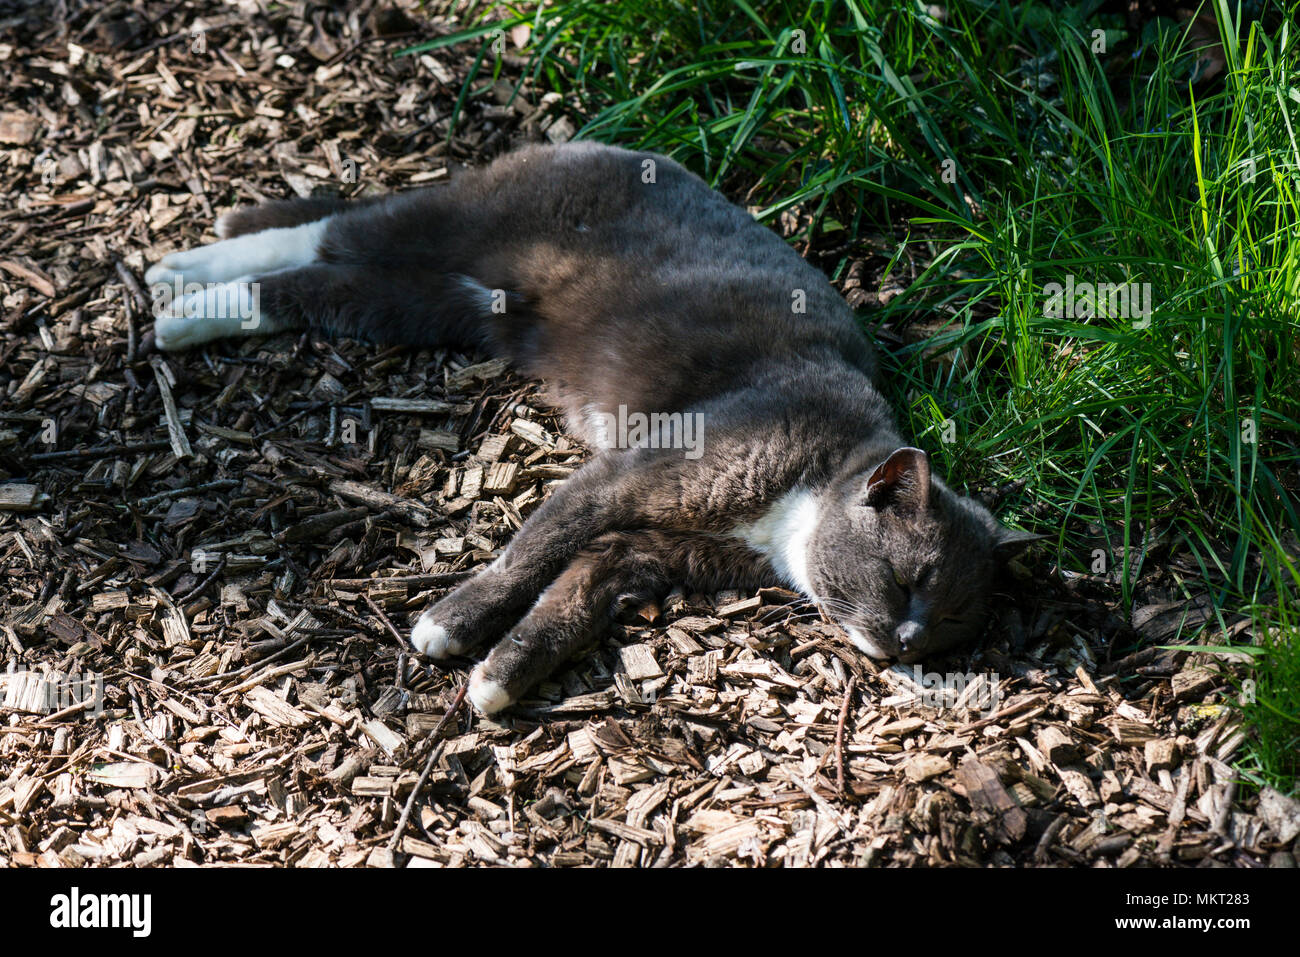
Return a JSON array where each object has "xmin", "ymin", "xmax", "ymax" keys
[
  {"xmin": 468, "ymin": 143, "xmax": 872, "ymax": 377},
  {"xmin": 350, "ymin": 141, "xmax": 876, "ymax": 415},
  {"xmin": 477, "ymin": 142, "xmax": 814, "ymax": 277}
]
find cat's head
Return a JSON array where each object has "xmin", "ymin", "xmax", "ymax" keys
[{"xmin": 805, "ymin": 447, "xmax": 1039, "ymax": 664}]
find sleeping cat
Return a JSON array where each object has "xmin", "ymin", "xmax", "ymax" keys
[{"xmin": 145, "ymin": 141, "xmax": 1038, "ymax": 715}]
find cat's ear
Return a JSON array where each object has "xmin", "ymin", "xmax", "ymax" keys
[
  {"xmin": 992, "ymin": 526, "xmax": 1047, "ymax": 561},
  {"xmin": 864, "ymin": 447, "xmax": 931, "ymax": 514}
]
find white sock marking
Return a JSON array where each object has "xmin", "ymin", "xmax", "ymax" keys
[
  {"xmin": 153, "ymin": 276, "xmax": 279, "ymax": 350},
  {"xmin": 468, "ymin": 666, "xmax": 512, "ymax": 715},
  {"xmin": 145, "ymin": 218, "xmax": 330, "ymax": 287},
  {"xmin": 409, "ymin": 617, "xmax": 462, "ymax": 659}
]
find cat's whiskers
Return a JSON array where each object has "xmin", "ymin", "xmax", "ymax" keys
[
  {"xmin": 812, "ymin": 596, "xmax": 865, "ymax": 619},
  {"xmin": 756, "ymin": 596, "xmax": 818, "ymax": 616}
]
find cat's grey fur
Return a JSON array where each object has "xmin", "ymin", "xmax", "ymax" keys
[{"xmin": 146, "ymin": 141, "xmax": 1037, "ymax": 714}]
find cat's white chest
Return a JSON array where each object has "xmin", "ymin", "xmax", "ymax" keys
[{"xmin": 732, "ymin": 488, "xmax": 820, "ymax": 599}]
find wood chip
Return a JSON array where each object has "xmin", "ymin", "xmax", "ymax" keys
[
  {"xmin": 618, "ymin": 644, "xmax": 663, "ymax": 680},
  {"xmin": 955, "ymin": 755, "xmax": 1026, "ymax": 843},
  {"xmin": 243, "ymin": 686, "xmax": 311, "ymax": 728},
  {"xmin": 1144, "ymin": 738, "xmax": 1182, "ymax": 773}
]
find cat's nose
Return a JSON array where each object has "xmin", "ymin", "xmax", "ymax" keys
[{"xmin": 895, "ymin": 620, "xmax": 923, "ymax": 651}]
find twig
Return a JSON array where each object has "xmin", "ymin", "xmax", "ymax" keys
[
  {"xmin": 150, "ymin": 356, "xmax": 193, "ymax": 457},
  {"xmin": 252, "ymin": 400, "xmax": 330, "ymax": 440},
  {"xmin": 955, "ymin": 694, "xmax": 1043, "ymax": 733},
  {"xmin": 835, "ymin": 675, "xmax": 856, "ymax": 796},
  {"xmin": 138, "ymin": 479, "xmax": 240, "ymax": 507},
  {"xmin": 28, "ymin": 440, "xmax": 172, "ymax": 463},
  {"xmin": 1034, "ymin": 813, "xmax": 1068, "ymax": 864},
  {"xmin": 114, "ymin": 259, "xmax": 147, "ymax": 362},
  {"xmin": 363, "ymin": 592, "xmax": 406, "ymax": 646},
  {"xmin": 793, "ymin": 775, "xmax": 849, "ymax": 831},
  {"xmin": 387, "ymin": 683, "xmax": 467, "ymax": 856},
  {"xmin": 113, "ymin": 258, "xmax": 150, "ymax": 312},
  {"xmin": 274, "ymin": 599, "xmax": 385, "ymax": 636},
  {"xmin": 177, "ymin": 553, "xmax": 227, "ymax": 604},
  {"xmin": 187, "ymin": 633, "xmax": 315, "ymax": 686},
  {"xmin": 219, "ymin": 658, "xmax": 314, "ymax": 697},
  {"xmin": 322, "ymin": 571, "xmax": 471, "ymax": 589},
  {"xmin": 34, "ymin": 695, "xmax": 99, "ymax": 725}
]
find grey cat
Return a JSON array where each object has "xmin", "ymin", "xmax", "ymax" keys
[{"xmin": 145, "ymin": 141, "xmax": 1038, "ymax": 714}]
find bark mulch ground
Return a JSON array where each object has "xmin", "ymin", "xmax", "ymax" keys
[{"xmin": 2, "ymin": 0, "xmax": 1297, "ymax": 868}]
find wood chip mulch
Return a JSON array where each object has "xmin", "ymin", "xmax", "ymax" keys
[{"xmin": 2, "ymin": 0, "xmax": 1297, "ymax": 868}]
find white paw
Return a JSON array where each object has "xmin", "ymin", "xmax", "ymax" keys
[
  {"xmin": 154, "ymin": 312, "xmax": 210, "ymax": 351},
  {"xmin": 409, "ymin": 616, "xmax": 462, "ymax": 659},
  {"xmin": 152, "ymin": 277, "xmax": 269, "ymax": 351},
  {"xmin": 144, "ymin": 243, "xmax": 243, "ymax": 287},
  {"xmin": 144, "ymin": 257, "xmax": 179, "ymax": 288},
  {"xmin": 468, "ymin": 666, "xmax": 512, "ymax": 715},
  {"xmin": 146, "ymin": 218, "xmax": 329, "ymax": 287}
]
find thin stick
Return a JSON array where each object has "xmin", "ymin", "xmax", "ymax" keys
[
  {"xmin": 363, "ymin": 592, "xmax": 407, "ymax": 646},
  {"xmin": 138, "ymin": 479, "xmax": 239, "ymax": 507},
  {"xmin": 794, "ymin": 775, "xmax": 850, "ymax": 831},
  {"xmin": 150, "ymin": 356, "xmax": 193, "ymax": 458},
  {"xmin": 323, "ymin": 571, "xmax": 471, "ymax": 589},
  {"xmin": 34, "ymin": 695, "xmax": 98, "ymax": 725},
  {"xmin": 387, "ymin": 683, "xmax": 467, "ymax": 856},
  {"xmin": 28, "ymin": 440, "xmax": 172, "ymax": 463},
  {"xmin": 274, "ymin": 599, "xmax": 384, "ymax": 636},
  {"xmin": 114, "ymin": 259, "xmax": 145, "ymax": 362},
  {"xmin": 188, "ymin": 633, "xmax": 314, "ymax": 685},
  {"xmin": 835, "ymin": 675, "xmax": 856, "ymax": 796},
  {"xmin": 252, "ymin": 400, "xmax": 329, "ymax": 440},
  {"xmin": 114, "ymin": 259, "xmax": 150, "ymax": 312},
  {"xmin": 177, "ymin": 553, "xmax": 227, "ymax": 604}
]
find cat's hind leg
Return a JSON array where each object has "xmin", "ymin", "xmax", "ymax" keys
[
  {"xmin": 150, "ymin": 193, "xmax": 388, "ymax": 287},
  {"xmin": 153, "ymin": 262, "xmax": 524, "ymax": 351},
  {"xmin": 152, "ymin": 274, "xmax": 275, "ymax": 350},
  {"xmin": 145, "ymin": 218, "xmax": 330, "ymax": 288},
  {"xmin": 215, "ymin": 197, "xmax": 376, "ymax": 239}
]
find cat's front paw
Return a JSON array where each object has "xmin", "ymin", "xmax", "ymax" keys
[
  {"xmin": 409, "ymin": 611, "xmax": 470, "ymax": 659},
  {"xmin": 467, "ymin": 663, "xmax": 514, "ymax": 715},
  {"xmin": 410, "ymin": 612, "xmax": 522, "ymax": 715},
  {"xmin": 465, "ymin": 618, "xmax": 578, "ymax": 717},
  {"xmin": 408, "ymin": 572, "xmax": 521, "ymax": 661}
]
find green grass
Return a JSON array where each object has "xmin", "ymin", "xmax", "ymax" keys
[{"xmin": 405, "ymin": 0, "xmax": 1300, "ymax": 792}]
